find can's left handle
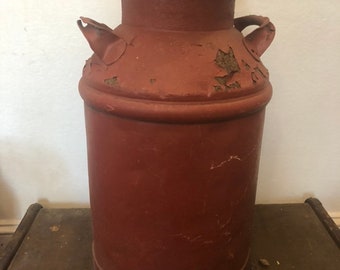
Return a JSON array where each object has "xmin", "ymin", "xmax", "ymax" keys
[{"xmin": 77, "ymin": 17, "xmax": 127, "ymax": 65}]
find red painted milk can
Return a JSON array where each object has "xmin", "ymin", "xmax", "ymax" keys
[{"xmin": 78, "ymin": 1, "xmax": 275, "ymax": 269}]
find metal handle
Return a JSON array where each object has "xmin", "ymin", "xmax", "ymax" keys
[
  {"xmin": 77, "ymin": 17, "xmax": 127, "ymax": 65},
  {"xmin": 234, "ymin": 15, "xmax": 275, "ymax": 60}
]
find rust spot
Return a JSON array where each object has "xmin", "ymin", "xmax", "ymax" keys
[
  {"xmin": 104, "ymin": 76, "xmax": 118, "ymax": 87},
  {"xmin": 251, "ymin": 72, "xmax": 259, "ymax": 83},
  {"xmin": 226, "ymin": 81, "xmax": 241, "ymax": 89},
  {"xmin": 149, "ymin": 78, "xmax": 157, "ymax": 84},
  {"xmin": 213, "ymin": 85, "xmax": 223, "ymax": 92},
  {"xmin": 254, "ymin": 67, "xmax": 267, "ymax": 78},
  {"xmin": 214, "ymin": 75, "xmax": 230, "ymax": 86},
  {"xmin": 214, "ymin": 75, "xmax": 240, "ymax": 91},
  {"xmin": 215, "ymin": 47, "xmax": 240, "ymax": 74},
  {"xmin": 241, "ymin": 59, "xmax": 251, "ymax": 70}
]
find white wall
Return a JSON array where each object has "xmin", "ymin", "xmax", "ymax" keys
[{"xmin": 1, "ymin": 0, "xmax": 339, "ymax": 220}]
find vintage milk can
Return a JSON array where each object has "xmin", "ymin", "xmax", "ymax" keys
[{"xmin": 78, "ymin": 0, "xmax": 275, "ymax": 269}]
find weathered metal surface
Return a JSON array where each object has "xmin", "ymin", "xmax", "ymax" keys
[{"xmin": 78, "ymin": 1, "xmax": 275, "ymax": 269}]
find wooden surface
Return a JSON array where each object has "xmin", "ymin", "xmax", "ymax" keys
[
  {"xmin": 1, "ymin": 199, "xmax": 340, "ymax": 270},
  {"xmin": 0, "ymin": 204, "xmax": 42, "ymax": 270},
  {"xmin": 250, "ymin": 203, "xmax": 340, "ymax": 270},
  {"xmin": 6, "ymin": 208, "xmax": 92, "ymax": 270}
]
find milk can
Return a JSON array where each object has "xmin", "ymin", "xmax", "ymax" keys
[{"xmin": 78, "ymin": 1, "xmax": 275, "ymax": 269}]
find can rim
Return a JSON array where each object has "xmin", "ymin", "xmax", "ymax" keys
[{"xmin": 79, "ymin": 80, "xmax": 272, "ymax": 123}]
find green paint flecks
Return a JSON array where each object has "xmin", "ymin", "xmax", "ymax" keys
[
  {"xmin": 215, "ymin": 48, "xmax": 240, "ymax": 74},
  {"xmin": 104, "ymin": 76, "xmax": 118, "ymax": 87},
  {"xmin": 213, "ymin": 47, "xmax": 241, "ymax": 91}
]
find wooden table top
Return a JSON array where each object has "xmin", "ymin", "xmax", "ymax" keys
[{"xmin": 1, "ymin": 198, "xmax": 339, "ymax": 270}]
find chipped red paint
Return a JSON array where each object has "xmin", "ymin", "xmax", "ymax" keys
[{"xmin": 78, "ymin": 1, "xmax": 275, "ymax": 269}]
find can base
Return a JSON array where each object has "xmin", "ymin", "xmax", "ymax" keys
[
  {"xmin": 242, "ymin": 250, "xmax": 251, "ymax": 270},
  {"xmin": 92, "ymin": 242, "xmax": 250, "ymax": 270},
  {"xmin": 92, "ymin": 243, "xmax": 104, "ymax": 270}
]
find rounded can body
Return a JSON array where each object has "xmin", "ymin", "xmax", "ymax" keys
[
  {"xmin": 78, "ymin": 1, "xmax": 275, "ymax": 269},
  {"xmin": 85, "ymin": 106, "xmax": 266, "ymax": 270}
]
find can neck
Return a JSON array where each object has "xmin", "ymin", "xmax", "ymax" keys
[{"xmin": 121, "ymin": 0, "xmax": 235, "ymax": 31}]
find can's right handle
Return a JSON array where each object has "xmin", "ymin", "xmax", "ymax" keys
[{"xmin": 234, "ymin": 15, "xmax": 275, "ymax": 60}]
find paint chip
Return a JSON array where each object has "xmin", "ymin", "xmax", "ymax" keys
[
  {"xmin": 215, "ymin": 48, "xmax": 240, "ymax": 74},
  {"xmin": 104, "ymin": 76, "xmax": 118, "ymax": 87}
]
